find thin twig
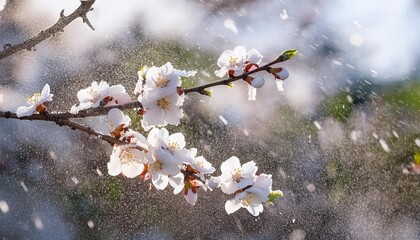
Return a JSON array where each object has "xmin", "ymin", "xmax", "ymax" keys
[
  {"xmin": 0, "ymin": 101, "xmax": 142, "ymax": 120},
  {"xmin": 0, "ymin": 111, "xmax": 145, "ymax": 150},
  {"xmin": 183, "ymin": 55, "xmax": 290, "ymax": 95},
  {"xmin": 75, "ymin": 101, "xmax": 143, "ymax": 118},
  {"xmin": 0, "ymin": 0, "xmax": 96, "ymax": 60}
]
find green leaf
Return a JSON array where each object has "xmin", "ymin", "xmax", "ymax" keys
[
  {"xmin": 227, "ymin": 82, "xmax": 233, "ymax": 88},
  {"xmin": 277, "ymin": 49, "xmax": 298, "ymax": 62},
  {"xmin": 268, "ymin": 190, "xmax": 283, "ymax": 204},
  {"xmin": 414, "ymin": 152, "xmax": 420, "ymax": 165}
]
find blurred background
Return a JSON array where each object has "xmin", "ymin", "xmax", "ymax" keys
[{"xmin": 1, "ymin": 0, "xmax": 420, "ymax": 239}]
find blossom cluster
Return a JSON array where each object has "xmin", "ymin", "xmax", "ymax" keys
[
  {"xmin": 134, "ymin": 62, "xmax": 196, "ymax": 130},
  {"xmin": 14, "ymin": 46, "xmax": 292, "ymax": 216},
  {"xmin": 214, "ymin": 45, "xmax": 289, "ymax": 100}
]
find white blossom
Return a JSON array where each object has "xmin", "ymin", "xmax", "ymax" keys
[
  {"xmin": 136, "ymin": 62, "xmax": 196, "ymax": 130},
  {"xmin": 169, "ymin": 172, "xmax": 204, "ymax": 206},
  {"xmin": 141, "ymin": 91, "xmax": 185, "ymax": 130},
  {"xmin": 219, "ymin": 156, "xmax": 257, "ymax": 194},
  {"xmin": 107, "ymin": 145, "xmax": 147, "ymax": 178},
  {"xmin": 16, "ymin": 84, "xmax": 53, "ymax": 117},
  {"xmin": 186, "ymin": 148, "xmax": 215, "ymax": 179},
  {"xmin": 225, "ymin": 174, "xmax": 278, "ymax": 216},
  {"xmin": 215, "ymin": 46, "xmax": 247, "ymax": 77},
  {"xmin": 138, "ymin": 62, "xmax": 195, "ymax": 101},
  {"xmin": 71, "ymin": 81, "xmax": 131, "ymax": 113},
  {"xmin": 94, "ymin": 108, "xmax": 130, "ymax": 137},
  {"xmin": 147, "ymin": 148, "xmax": 181, "ymax": 190},
  {"xmin": 147, "ymin": 127, "xmax": 188, "ymax": 164},
  {"xmin": 215, "ymin": 46, "xmax": 264, "ymax": 78},
  {"xmin": 184, "ymin": 180, "xmax": 204, "ymax": 205},
  {"xmin": 107, "ymin": 130, "xmax": 149, "ymax": 178},
  {"xmin": 225, "ymin": 186, "xmax": 268, "ymax": 216}
]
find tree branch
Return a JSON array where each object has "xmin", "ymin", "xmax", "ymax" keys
[
  {"xmin": 0, "ymin": 0, "xmax": 96, "ymax": 60},
  {"xmin": 183, "ymin": 51, "xmax": 296, "ymax": 95},
  {"xmin": 0, "ymin": 111, "xmax": 146, "ymax": 151},
  {"xmin": 0, "ymin": 49, "xmax": 297, "ymax": 147}
]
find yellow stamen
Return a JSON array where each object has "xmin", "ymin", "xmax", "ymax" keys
[
  {"xmin": 157, "ymin": 98, "xmax": 170, "ymax": 110},
  {"xmin": 26, "ymin": 93, "xmax": 41, "ymax": 104},
  {"xmin": 88, "ymin": 88, "xmax": 99, "ymax": 103},
  {"xmin": 229, "ymin": 56, "xmax": 237, "ymax": 66},
  {"xmin": 241, "ymin": 193, "xmax": 255, "ymax": 207},
  {"xmin": 168, "ymin": 142, "xmax": 179, "ymax": 152},
  {"xmin": 155, "ymin": 74, "xmax": 169, "ymax": 87},
  {"xmin": 149, "ymin": 160, "xmax": 163, "ymax": 171},
  {"xmin": 195, "ymin": 159, "xmax": 205, "ymax": 169},
  {"xmin": 121, "ymin": 149, "xmax": 136, "ymax": 164},
  {"xmin": 231, "ymin": 168, "xmax": 242, "ymax": 182}
]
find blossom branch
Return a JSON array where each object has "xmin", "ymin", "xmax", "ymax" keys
[
  {"xmin": 183, "ymin": 49, "xmax": 297, "ymax": 95},
  {"xmin": 0, "ymin": 46, "xmax": 290, "ymax": 213},
  {"xmin": 0, "ymin": 110, "xmax": 146, "ymax": 150},
  {"xmin": 0, "ymin": 101, "xmax": 142, "ymax": 121},
  {"xmin": 0, "ymin": 0, "xmax": 96, "ymax": 60}
]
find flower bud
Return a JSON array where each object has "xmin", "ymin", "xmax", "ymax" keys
[
  {"xmin": 244, "ymin": 76, "xmax": 265, "ymax": 88},
  {"xmin": 138, "ymin": 66, "xmax": 148, "ymax": 80},
  {"xmin": 199, "ymin": 89, "xmax": 212, "ymax": 97},
  {"xmin": 268, "ymin": 67, "xmax": 289, "ymax": 80},
  {"xmin": 251, "ymin": 76, "xmax": 265, "ymax": 88}
]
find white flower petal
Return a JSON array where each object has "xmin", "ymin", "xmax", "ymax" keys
[
  {"xmin": 121, "ymin": 162, "xmax": 144, "ymax": 178},
  {"xmin": 147, "ymin": 128, "xmax": 161, "ymax": 147},
  {"xmin": 251, "ymin": 76, "xmax": 265, "ymax": 88},
  {"xmin": 225, "ymin": 199, "xmax": 242, "ymax": 214},
  {"xmin": 233, "ymin": 46, "xmax": 247, "ymax": 61},
  {"xmin": 237, "ymin": 177, "xmax": 254, "ymax": 189},
  {"xmin": 164, "ymin": 106, "xmax": 182, "ymax": 125},
  {"xmin": 152, "ymin": 174, "xmax": 169, "ymax": 190},
  {"xmin": 217, "ymin": 50, "xmax": 234, "ymax": 67},
  {"xmin": 16, "ymin": 105, "xmax": 36, "ymax": 117},
  {"xmin": 215, "ymin": 67, "xmax": 228, "ymax": 78},
  {"xmin": 221, "ymin": 156, "xmax": 241, "ymax": 174},
  {"xmin": 40, "ymin": 84, "xmax": 53, "ymax": 102},
  {"xmin": 168, "ymin": 133, "xmax": 186, "ymax": 149},
  {"xmin": 185, "ymin": 189, "xmax": 198, "ymax": 205},
  {"xmin": 94, "ymin": 121, "xmax": 112, "ymax": 135},
  {"xmin": 143, "ymin": 108, "xmax": 165, "ymax": 126},
  {"xmin": 247, "ymin": 49, "xmax": 263, "ymax": 64},
  {"xmin": 242, "ymin": 161, "xmax": 257, "ymax": 177},
  {"xmin": 169, "ymin": 173, "xmax": 184, "ymax": 194},
  {"xmin": 70, "ymin": 105, "xmax": 79, "ymax": 114},
  {"xmin": 254, "ymin": 174, "xmax": 273, "ymax": 192},
  {"xmin": 246, "ymin": 203, "xmax": 264, "ymax": 216},
  {"xmin": 107, "ymin": 158, "xmax": 122, "ymax": 176},
  {"xmin": 221, "ymin": 181, "xmax": 238, "ymax": 194},
  {"xmin": 108, "ymin": 109, "xmax": 125, "ymax": 126},
  {"xmin": 206, "ymin": 176, "xmax": 221, "ymax": 190}
]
